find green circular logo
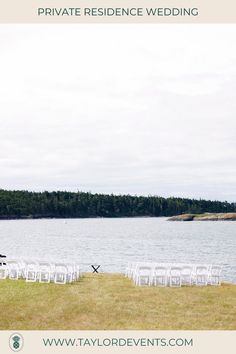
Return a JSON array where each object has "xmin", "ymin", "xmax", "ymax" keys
[{"xmin": 9, "ymin": 333, "xmax": 24, "ymax": 352}]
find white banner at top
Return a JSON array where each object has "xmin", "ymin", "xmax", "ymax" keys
[{"xmin": 0, "ymin": 0, "xmax": 236, "ymax": 24}]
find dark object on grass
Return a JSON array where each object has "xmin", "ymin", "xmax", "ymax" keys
[
  {"xmin": 0, "ymin": 254, "xmax": 6, "ymax": 266},
  {"xmin": 91, "ymin": 265, "xmax": 101, "ymax": 273}
]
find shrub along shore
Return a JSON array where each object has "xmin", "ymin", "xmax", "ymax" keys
[{"xmin": 0, "ymin": 273, "xmax": 236, "ymax": 330}]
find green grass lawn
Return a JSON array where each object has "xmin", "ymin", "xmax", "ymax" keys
[{"xmin": 1, "ymin": 273, "xmax": 236, "ymax": 330}]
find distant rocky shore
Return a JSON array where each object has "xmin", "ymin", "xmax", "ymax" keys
[{"xmin": 168, "ymin": 213, "xmax": 236, "ymax": 221}]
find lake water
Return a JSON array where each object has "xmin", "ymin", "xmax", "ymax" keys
[{"xmin": 0, "ymin": 218, "xmax": 236, "ymax": 283}]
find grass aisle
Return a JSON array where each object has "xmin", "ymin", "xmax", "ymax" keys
[{"xmin": 1, "ymin": 273, "xmax": 236, "ymax": 330}]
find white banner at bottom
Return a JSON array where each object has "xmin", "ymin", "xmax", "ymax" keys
[{"xmin": 0, "ymin": 331, "xmax": 235, "ymax": 354}]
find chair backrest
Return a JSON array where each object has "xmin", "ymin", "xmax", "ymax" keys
[
  {"xmin": 38, "ymin": 262, "xmax": 51, "ymax": 271},
  {"xmin": 154, "ymin": 266, "xmax": 167, "ymax": 276},
  {"xmin": 170, "ymin": 267, "xmax": 181, "ymax": 276},
  {"xmin": 181, "ymin": 266, "xmax": 192, "ymax": 275},
  {"xmin": 196, "ymin": 266, "xmax": 208, "ymax": 275},
  {"xmin": 138, "ymin": 266, "xmax": 152, "ymax": 276},
  {"xmin": 24, "ymin": 260, "xmax": 38, "ymax": 269},
  {"xmin": 66, "ymin": 263, "xmax": 74, "ymax": 272},
  {"xmin": 55, "ymin": 263, "xmax": 67, "ymax": 272},
  {"xmin": 210, "ymin": 265, "xmax": 222, "ymax": 276},
  {"xmin": 6, "ymin": 260, "xmax": 19, "ymax": 269}
]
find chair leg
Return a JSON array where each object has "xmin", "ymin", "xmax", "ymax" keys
[
  {"xmin": 39, "ymin": 271, "xmax": 50, "ymax": 283},
  {"xmin": 26, "ymin": 270, "xmax": 37, "ymax": 282},
  {"xmin": 210, "ymin": 276, "xmax": 221, "ymax": 286},
  {"xmin": 9, "ymin": 269, "xmax": 19, "ymax": 280},
  {"xmin": 54, "ymin": 272, "xmax": 67, "ymax": 284},
  {"xmin": 170, "ymin": 276, "xmax": 181, "ymax": 287},
  {"xmin": 0, "ymin": 269, "xmax": 7, "ymax": 279},
  {"xmin": 196, "ymin": 275, "xmax": 208, "ymax": 286}
]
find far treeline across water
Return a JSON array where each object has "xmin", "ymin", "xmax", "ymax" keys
[{"xmin": 0, "ymin": 189, "xmax": 235, "ymax": 219}]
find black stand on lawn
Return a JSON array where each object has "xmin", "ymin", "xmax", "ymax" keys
[
  {"xmin": 91, "ymin": 265, "xmax": 101, "ymax": 273},
  {"xmin": 0, "ymin": 254, "xmax": 6, "ymax": 266}
]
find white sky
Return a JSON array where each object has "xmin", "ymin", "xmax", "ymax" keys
[{"xmin": 0, "ymin": 25, "xmax": 235, "ymax": 201}]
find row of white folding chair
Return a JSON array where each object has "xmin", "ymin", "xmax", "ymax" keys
[
  {"xmin": 151, "ymin": 264, "xmax": 221, "ymax": 287},
  {"xmin": 0, "ymin": 260, "xmax": 80, "ymax": 284},
  {"xmin": 125, "ymin": 262, "xmax": 137, "ymax": 279},
  {"xmin": 0, "ymin": 260, "xmax": 21, "ymax": 280},
  {"xmin": 133, "ymin": 264, "xmax": 178, "ymax": 287},
  {"xmin": 129, "ymin": 263, "xmax": 222, "ymax": 287},
  {"xmin": 24, "ymin": 261, "xmax": 79, "ymax": 284},
  {"xmin": 179, "ymin": 264, "xmax": 222, "ymax": 286},
  {"xmin": 126, "ymin": 262, "xmax": 155, "ymax": 282},
  {"xmin": 28, "ymin": 260, "xmax": 80, "ymax": 284},
  {"xmin": 134, "ymin": 264, "xmax": 183, "ymax": 287}
]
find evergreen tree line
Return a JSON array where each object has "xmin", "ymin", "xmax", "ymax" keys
[{"xmin": 0, "ymin": 189, "xmax": 235, "ymax": 219}]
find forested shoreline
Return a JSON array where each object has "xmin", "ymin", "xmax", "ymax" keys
[{"xmin": 0, "ymin": 189, "xmax": 235, "ymax": 219}]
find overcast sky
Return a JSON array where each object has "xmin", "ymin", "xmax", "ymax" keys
[{"xmin": 0, "ymin": 25, "xmax": 235, "ymax": 201}]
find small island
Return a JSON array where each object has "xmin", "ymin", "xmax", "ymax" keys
[{"xmin": 168, "ymin": 213, "xmax": 236, "ymax": 221}]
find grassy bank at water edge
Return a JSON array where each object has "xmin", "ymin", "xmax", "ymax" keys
[{"xmin": 1, "ymin": 273, "xmax": 236, "ymax": 330}]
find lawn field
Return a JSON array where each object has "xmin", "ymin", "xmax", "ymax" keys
[{"xmin": 1, "ymin": 273, "xmax": 236, "ymax": 330}]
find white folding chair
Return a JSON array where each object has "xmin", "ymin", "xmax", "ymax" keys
[
  {"xmin": 125, "ymin": 263, "xmax": 129, "ymax": 277},
  {"xmin": 126, "ymin": 262, "xmax": 137, "ymax": 279},
  {"xmin": 39, "ymin": 262, "xmax": 53, "ymax": 283},
  {"xmin": 195, "ymin": 265, "xmax": 208, "ymax": 286},
  {"xmin": 170, "ymin": 267, "xmax": 182, "ymax": 287},
  {"xmin": 7, "ymin": 260, "xmax": 20, "ymax": 280},
  {"xmin": 131, "ymin": 263, "xmax": 138, "ymax": 283},
  {"xmin": 17, "ymin": 260, "xmax": 27, "ymax": 279},
  {"xmin": 0, "ymin": 264, "xmax": 7, "ymax": 279},
  {"xmin": 74, "ymin": 263, "xmax": 80, "ymax": 281},
  {"xmin": 25, "ymin": 260, "xmax": 38, "ymax": 282},
  {"xmin": 66, "ymin": 263, "xmax": 76, "ymax": 282},
  {"xmin": 181, "ymin": 266, "xmax": 193, "ymax": 286},
  {"xmin": 153, "ymin": 266, "xmax": 168, "ymax": 287},
  {"xmin": 54, "ymin": 263, "xmax": 68, "ymax": 284},
  {"xmin": 209, "ymin": 265, "xmax": 222, "ymax": 286},
  {"xmin": 135, "ymin": 266, "xmax": 152, "ymax": 286},
  {"xmin": 131, "ymin": 263, "xmax": 139, "ymax": 282}
]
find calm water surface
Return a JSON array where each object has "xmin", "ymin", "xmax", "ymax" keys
[{"xmin": 0, "ymin": 218, "xmax": 236, "ymax": 282}]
